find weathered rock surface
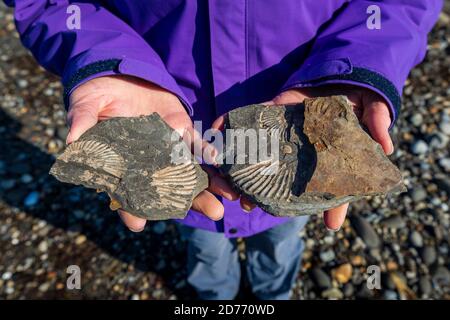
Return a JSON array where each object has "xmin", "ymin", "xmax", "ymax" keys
[
  {"xmin": 50, "ymin": 114, "xmax": 208, "ymax": 220},
  {"xmin": 220, "ymin": 96, "xmax": 406, "ymax": 216}
]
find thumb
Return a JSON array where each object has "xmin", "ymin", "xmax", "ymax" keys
[{"xmin": 66, "ymin": 104, "xmax": 99, "ymax": 144}]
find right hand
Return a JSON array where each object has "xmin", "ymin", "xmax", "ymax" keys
[{"xmin": 67, "ymin": 75, "xmax": 238, "ymax": 232}]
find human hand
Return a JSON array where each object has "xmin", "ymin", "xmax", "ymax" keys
[
  {"xmin": 212, "ymin": 84, "xmax": 393, "ymax": 230},
  {"xmin": 67, "ymin": 75, "xmax": 237, "ymax": 232}
]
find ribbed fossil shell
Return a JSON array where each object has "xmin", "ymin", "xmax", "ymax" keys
[
  {"xmin": 151, "ymin": 162, "xmax": 198, "ymax": 209},
  {"xmin": 259, "ymin": 107, "xmax": 289, "ymax": 139},
  {"xmin": 59, "ymin": 140, "xmax": 125, "ymax": 178},
  {"xmin": 230, "ymin": 160, "xmax": 294, "ymax": 201}
]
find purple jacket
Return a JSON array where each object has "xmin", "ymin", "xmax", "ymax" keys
[{"xmin": 7, "ymin": 0, "xmax": 442, "ymax": 238}]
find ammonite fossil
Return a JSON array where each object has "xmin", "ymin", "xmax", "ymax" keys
[
  {"xmin": 50, "ymin": 114, "xmax": 208, "ymax": 220},
  {"xmin": 219, "ymin": 96, "xmax": 406, "ymax": 216}
]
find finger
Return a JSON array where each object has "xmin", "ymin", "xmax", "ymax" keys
[
  {"xmin": 66, "ymin": 104, "xmax": 99, "ymax": 144},
  {"xmin": 323, "ymin": 203, "xmax": 349, "ymax": 231},
  {"xmin": 211, "ymin": 114, "xmax": 226, "ymax": 131},
  {"xmin": 271, "ymin": 89, "xmax": 310, "ymax": 105},
  {"xmin": 240, "ymin": 196, "xmax": 256, "ymax": 213},
  {"xmin": 118, "ymin": 210, "xmax": 147, "ymax": 232},
  {"xmin": 362, "ymin": 101, "xmax": 394, "ymax": 155},
  {"xmin": 202, "ymin": 166, "xmax": 239, "ymax": 201},
  {"xmin": 191, "ymin": 190, "xmax": 224, "ymax": 221}
]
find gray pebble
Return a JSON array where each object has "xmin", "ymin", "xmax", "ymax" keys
[
  {"xmin": 432, "ymin": 266, "xmax": 450, "ymax": 286},
  {"xmin": 383, "ymin": 290, "xmax": 398, "ymax": 300},
  {"xmin": 319, "ymin": 249, "xmax": 336, "ymax": 263},
  {"xmin": 419, "ymin": 277, "xmax": 432, "ymax": 296},
  {"xmin": 350, "ymin": 215, "xmax": 381, "ymax": 249},
  {"xmin": 310, "ymin": 268, "xmax": 332, "ymax": 290},
  {"xmin": 321, "ymin": 287, "xmax": 343, "ymax": 299},
  {"xmin": 410, "ymin": 114, "xmax": 423, "ymax": 126},
  {"xmin": 421, "ymin": 246, "xmax": 437, "ymax": 266},
  {"xmin": 410, "ymin": 187, "xmax": 427, "ymax": 203},
  {"xmin": 409, "ymin": 230, "xmax": 424, "ymax": 248},
  {"xmin": 429, "ymin": 133, "xmax": 449, "ymax": 149},
  {"xmin": 380, "ymin": 215, "xmax": 406, "ymax": 229},
  {"xmin": 411, "ymin": 140, "xmax": 428, "ymax": 155},
  {"xmin": 439, "ymin": 121, "xmax": 450, "ymax": 135},
  {"xmin": 438, "ymin": 158, "xmax": 450, "ymax": 171}
]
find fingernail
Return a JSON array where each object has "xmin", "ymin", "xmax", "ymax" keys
[
  {"xmin": 65, "ymin": 131, "xmax": 72, "ymax": 145},
  {"xmin": 128, "ymin": 227, "xmax": 144, "ymax": 233},
  {"xmin": 326, "ymin": 226, "xmax": 341, "ymax": 233},
  {"xmin": 241, "ymin": 205, "xmax": 253, "ymax": 213}
]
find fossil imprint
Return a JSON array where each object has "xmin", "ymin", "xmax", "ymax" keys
[
  {"xmin": 219, "ymin": 96, "xmax": 406, "ymax": 216},
  {"xmin": 50, "ymin": 96, "xmax": 405, "ymax": 220},
  {"xmin": 50, "ymin": 114, "xmax": 208, "ymax": 220}
]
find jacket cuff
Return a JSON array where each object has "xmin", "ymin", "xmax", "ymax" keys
[
  {"xmin": 282, "ymin": 59, "xmax": 401, "ymax": 128},
  {"xmin": 62, "ymin": 57, "xmax": 193, "ymax": 116}
]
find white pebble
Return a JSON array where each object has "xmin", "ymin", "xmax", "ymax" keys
[{"xmin": 411, "ymin": 140, "xmax": 428, "ymax": 155}]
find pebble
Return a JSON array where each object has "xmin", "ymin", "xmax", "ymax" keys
[
  {"xmin": 319, "ymin": 249, "xmax": 335, "ymax": 263},
  {"xmin": 16, "ymin": 79, "xmax": 28, "ymax": 88},
  {"xmin": 383, "ymin": 290, "xmax": 398, "ymax": 300},
  {"xmin": 419, "ymin": 277, "xmax": 432, "ymax": 296},
  {"xmin": 380, "ymin": 215, "xmax": 406, "ymax": 229},
  {"xmin": 432, "ymin": 266, "xmax": 450, "ymax": 286},
  {"xmin": 1, "ymin": 179, "xmax": 15, "ymax": 190},
  {"xmin": 310, "ymin": 268, "xmax": 332, "ymax": 290},
  {"xmin": 439, "ymin": 121, "xmax": 450, "ymax": 135},
  {"xmin": 38, "ymin": 241, "xmax": 48, "ymax": 252},
  {"xmin": 38, "ymin": 282, "xmax": 50, "ymax": 292},
  {"xmin": 2, "ymin": 271, "xmax": 12, "ymax": 280},
  {"xmin": 24, "ymin": 191, "xmax": 40, "ymax": 207},
  {"xmin": 421, "ymin": 246, "xmax": 437, "ymax": 266},
  {"xmin": 410, "ymin": 114, "xmax": 423, "ymax": 126},
  {"xmin": 343, "ymin": 283, "xmax": 354, "ymax": 297},
  {"xmin": 152, "ymin": 222, "xmax": 167, "ymax": 235},
  {"xmin": 350, "ymin": 215, "xmax": 380, "ymax": 249},
  {"xmin": 411, "ymin": 140, "xmax": 428, "ymax": 154},
  {"xmin": 321, "ymin": 288, "xmax": 343, "ymax": 299},
  {"xmin": 410, "ymin": 188, "xmax": 427, "ymax": 203},
  {"xmin": 438, "ymin": 157, "xmax": 450, "ymax": 171},
  {"xmin": 332, "ymin": 263, "xmax": 353, "ymax": 284},
  {"xmin": 429, "ymin": 133, "xmax": 449, "ymax": 149},
  {"xmin": 409, "ymin": 231, "xmax": 424, "ymax": 248},
  {"xmin": 75, "ymin": 234, "xmax": 87, "ymax": 245},
  {"xmin": 20, "ymin": 174, "xmax": 33, "ymax": 184},
  {"xmin": 433, "ymin": 176, "xmax": 450, "ymax": 195}
]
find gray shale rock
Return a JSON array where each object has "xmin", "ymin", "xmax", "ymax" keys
[
  {"xmin": 50, "ymin": 114, "xmax": 208, "ymax": 220},
  {"xmin": 220, "ymin": 96, "xmax": 406, "ymax": 216}
]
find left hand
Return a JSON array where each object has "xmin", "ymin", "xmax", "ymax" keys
[{"xmin": 213, "ymin": 84, "xmax": 394, "ymax": 231}]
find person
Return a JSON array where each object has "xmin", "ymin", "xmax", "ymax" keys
[{"xmin": 6, "ymin": 0, "xmax": 442, "ymax": 299}]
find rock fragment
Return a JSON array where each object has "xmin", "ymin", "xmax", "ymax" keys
[
  {"xmin": 220, "ymin": 96, "xmax": 405, "ymax": 216},
  {"xmin": 50, "ymin": 114, "xmax": 208, "ymax": 220}
]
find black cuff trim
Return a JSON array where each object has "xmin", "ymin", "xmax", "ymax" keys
[
  {"xmin": 63, "ymin": 59, "xmax": 121, "ymax": 109},
  {"xmin": 304, "ymin": 67, "xmax": 401, "ymax": 119}
]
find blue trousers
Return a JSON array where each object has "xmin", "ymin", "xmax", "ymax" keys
[{"xmin": 178, "ymin": 217, "xmax": 308, "ymax": 300}]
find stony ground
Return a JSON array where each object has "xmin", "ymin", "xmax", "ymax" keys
[{"xmin": 0, "ymin": 3, "xmax": 449, "ymax": 300}]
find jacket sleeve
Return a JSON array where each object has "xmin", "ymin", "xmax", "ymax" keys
[
  {"xmin": 282, "ymin": 0, "xmax": 443, "ymax": 127},
  {"xmin": 5, "ymin": 0, "xmax": 192, "ymax": 114}
]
